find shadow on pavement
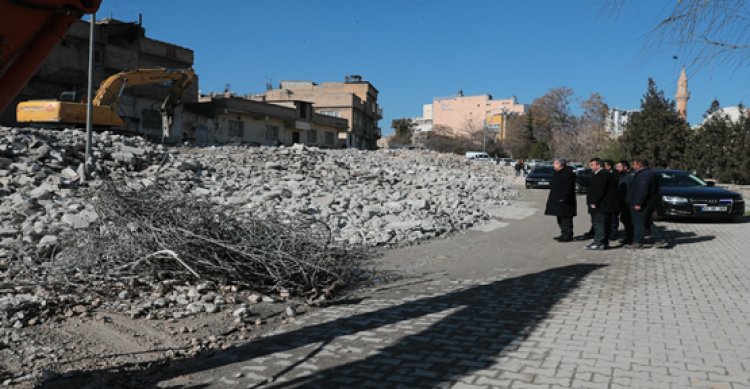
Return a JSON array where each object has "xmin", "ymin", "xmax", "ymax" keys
[
  {"xmin": 42, "ymin": 264, "xmax": 606, "ymax": 389},
  {"xmin": 662, "ymin": 229, "xmax": 716, "ymax": 247}
]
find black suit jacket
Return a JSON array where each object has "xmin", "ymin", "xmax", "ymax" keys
[
  {"xmin": 544, "ymin": 166, "xmax": 577, "ymax": 217},
  {"xmin": 587, "ymin": 169, "xmax": 619, "ymax": 214}
]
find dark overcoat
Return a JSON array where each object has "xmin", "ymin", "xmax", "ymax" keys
[
  {"xmin": 587, "ymin": 169, "xmax": 619, "ymax": 214},
  {"xmin": 544, "ymin": 166, "xmax": 577, "ymax": 217}
]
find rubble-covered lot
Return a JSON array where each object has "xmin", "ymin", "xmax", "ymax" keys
[{"xmin": 0, "ymin": 127, "xmax": 517, "ymax": 387}]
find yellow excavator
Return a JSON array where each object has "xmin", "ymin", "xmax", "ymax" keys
[{"xmin": 16, "ymin": 67, "xmax": 196, "ymax": 135}]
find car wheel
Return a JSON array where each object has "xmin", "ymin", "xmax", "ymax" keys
[
  {"xmin": 525, "ymin": 184, "xmax": 531, "ymax": 189},
  {"xmin": 651, "ymin": 208, "xmax": 663, "ymax": 222}
]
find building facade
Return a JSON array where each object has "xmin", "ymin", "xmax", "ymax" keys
[
  {"xmin": 431, "ymin": 93, "xmax": 526, "ymax": 137},
  {"xmin": 0, "ymin": 17, "xmax": 197, "ymax": 141},
  {"xmin": 412, "ymin": 103, "xmax": 434, "ymax": 133},
  {"xmin": 605, "ymin": 108, "xmax": 637, "ymax": 137},
  {"xmin": 251, "ymin": 75, "xmax": 382, "ymax": 150},
  {"xmin": 180, "ymin": 95, "xmax": 348, "ymax": 148}
]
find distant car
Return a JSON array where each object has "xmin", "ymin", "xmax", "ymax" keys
[
  {"xmin": 496, "ymin": 157, "xmax": 513, "ymax": 166},
  {"xmin": 465, "ymin": 151, "xmax": 492, "ymax": 161},
  {"xmin": 574, "ymin": 168, "xmax": 592, "ymax": 193},
  {"xmin": 654, "ymin": 170, "xmax": 745, "ymax": 221},
  {"xmin": 525, "ymin": 166, "xmax": 554, "ymax": 189}
]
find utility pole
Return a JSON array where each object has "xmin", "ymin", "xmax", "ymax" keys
[{"xmin": 83, "ymin": 12, "xmax": 95, "ymax": 182}]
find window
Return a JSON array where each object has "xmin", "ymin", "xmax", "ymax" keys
[
  {"xmin": 228, "ymin": 120, "xmax": 244, "ymax": 138},
  {"xmin": 318, "ymin": 110, "xmax": 341, "ymax": 118},
  {"xmin": 325, "ymin": 131, "xmax": 335, "ymax": 145},
  {"xmin": 307, "ymin": 130, "xmax": 317, "ymax": 143},
  {"xmin": 299, "ymin": 103, "xmax": 310, "ymax": 119},
  {"xmin": 265, "ymin": 125, "xmax": 280, "ymax": 142},
  {"xmin": 141, "ymin": 109, "xmax": 161, "ymax": 130},
  {"xmin": 93, "ymin": 48, "xmax": 102, "ymax": 65}
]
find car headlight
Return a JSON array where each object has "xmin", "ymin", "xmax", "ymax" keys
[
  {"xmin": 662, "ymin": 196, "xmax": 689, "ymax": 204},
  {"xmin": 735, "ymin": 198, "xmax": 745, "ymax": 204}
]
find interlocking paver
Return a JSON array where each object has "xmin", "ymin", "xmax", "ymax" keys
[{"xmin": 143, "ymin": 192, "xmax": 750, "ymax": 388}]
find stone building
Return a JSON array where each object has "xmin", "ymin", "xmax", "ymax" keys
[
  {"xmin": 251, "ymin": 75, "xmax": 382, "ymax": 150},
  {"xmin": 430, "ymin": 93, "xmax": 526, "ymax": 137},
  {"xmin": 0, "ymin": 17, "xmax": 197, "ymax": 140},
  {"xmin": 605, "ymin": 108, "xmax": 638, "ymax": 137},
  {"xmin": 179, "ymin": 95, "xmax": 348, "ymax": 147}
]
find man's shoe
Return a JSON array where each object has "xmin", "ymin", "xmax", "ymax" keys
[
  {"xmin": 558, "ymin": 236, "xmax": 573, "ymax": 242},
  {"xmin": 582, "ymin": 231, "xmax": 595, "ymax": 238},
  {"xmin": 553, "ymin": 235, "xmax": 564, "ymax": 241},
  {"xmin": 584, "ymin": 243, "xmax": 606, "ymax": 251}
]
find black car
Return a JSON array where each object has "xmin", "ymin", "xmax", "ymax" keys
[
  {"xmin": 525, "ymin": 166, "xmax": 554, "ymax": 189},
  {"xmin": 574, "ymin": 168, "xmax": 591, "ymax": 193},
  {"xmin": 654, "ymin": 170, "xmax": 745, "ymax": 221}
]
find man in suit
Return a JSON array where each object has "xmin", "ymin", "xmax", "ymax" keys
[
  {"xmin": 545, "ymin": 158, "xmax": 577, "ymax": 242},
  {"xmin": 585, "ymin": 158, "xmax": 619, "ymax": 250},
  {"xmin": 627, "ymin": 159, "xmax": 668, "ymax": 249}
]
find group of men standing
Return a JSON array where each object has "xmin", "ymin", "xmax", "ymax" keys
[{"xmin": 544, "ymin": 157, "xmax": 668, "ymax": 250}]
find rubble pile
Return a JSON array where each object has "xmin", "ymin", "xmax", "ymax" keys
[
  {"xmin": 0, "ymin": 127, "xmax": 516, "ymax": 327},
  {"xmin": 0, "ymin": 127, "xmax": 518, "ymax": 385},
  {"xmin": 0, "ymin": 127, "xmax": 516, "ymax": 261}
]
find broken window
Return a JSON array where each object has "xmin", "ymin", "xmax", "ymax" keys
[
  {"xmin": 307, "ymin": 130, "xmax": 317, "ymax": 144},
  {"xmin": 265, "ymin": 125, "xmax": 280, "ymax": 142},
  {"xmin": 228, "ymin": 120, "xmax": 244, "ymax": 138}
]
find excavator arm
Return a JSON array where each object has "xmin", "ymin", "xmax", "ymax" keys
[
  {"xmin": 92, "ymin": 68, "xmax": 196, "ymax": 108},
  {"xmin": 0, "ymin": 0, "xmax": 101, "ymax": 113},
  {"xmin": 92, "ymin": 68, "xmax": 195, "ymax": 140}
]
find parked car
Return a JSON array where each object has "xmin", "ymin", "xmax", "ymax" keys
[
  {"xmin": 574, "ymin": 168, "xmax": 591, "ymax": 193},
  {"xmin": 465, "ymin": 151, "xmax": 492, "ymax": 161},
  {"xmin": 495, "ymin": 157, "xmax": 513, "ymax": 166},
  {"xmin": 525, "ymin": 166, "xmax": 554, "ymax": 189},
  {"xmin": 654, "ymin": 170, "xmax": 745, "ymax": 221}
]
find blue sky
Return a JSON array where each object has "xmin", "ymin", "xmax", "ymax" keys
[{"xmin": 96, "ymin": 0, "xmax": 750, "ymax": 134}]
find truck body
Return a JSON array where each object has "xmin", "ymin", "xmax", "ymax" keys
[{"xmin": 0, "ymin": 0, "xmax": 102, "ymax": 114}]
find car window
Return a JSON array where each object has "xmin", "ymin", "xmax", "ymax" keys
[
  {"xmin": 658, "ymin": 172, "xmax": 707, "ymax": 187},
  {"xmin": 531, "ymin": 167, "xmax": 553, "ymax": 174}
]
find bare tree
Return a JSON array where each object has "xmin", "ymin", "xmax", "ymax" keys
[
  {"xmin": 530, "ymin": 87, "xmax": 575, "ymax": 157},
  {"xmin": 608, "ymin": 1, "xmax": 750, "ymax": 70}
]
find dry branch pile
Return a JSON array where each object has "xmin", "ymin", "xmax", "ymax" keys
[{"xmin": 49, "ymin": 181, "xmax": 371, "ymax": 298}]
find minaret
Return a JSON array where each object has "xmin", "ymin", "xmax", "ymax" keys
[{"xmin": 675, "ymin": 67, "xmax": 690, "ymax": 121}]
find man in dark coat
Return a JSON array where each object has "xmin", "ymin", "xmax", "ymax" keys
[
  {"xmin": 627, "ymin": 159, "xmax": 668, "ymax": 248},
  {"xmin": 545, "ymin": 158, "xmax": 577, "ymax": 242},
  {"xmin": 585, "ymin": 158, "xmax": 619, "ymax": 250},
  {"xmin": 615, "ymin": 160, "xmax": 635, "ymax": 244}
]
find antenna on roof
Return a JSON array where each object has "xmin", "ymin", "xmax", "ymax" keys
[{"xmin": 265, "ymin": 77, "xmax": 273, "ymax": 90}]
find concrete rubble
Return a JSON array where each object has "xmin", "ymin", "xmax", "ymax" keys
[{"xmin": 0, "ymin": 127, "xmax": 517, "ymax": 386}]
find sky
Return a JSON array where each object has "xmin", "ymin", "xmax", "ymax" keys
[{"xmin": 95, "ymin": 0, "xmax": 750, "ymax": 135}]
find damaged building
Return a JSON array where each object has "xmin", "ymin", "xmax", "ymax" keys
[
  {"xmin": 0, "ymin": 17, "xmax": 197, "ymax": 141},
  {"xmin": 250, "ymin": 75, "xmax": 383, "ymax": 150},
  {"xmin": 178, "ymin": 95, "xmax": 348, "ymax": 148}
]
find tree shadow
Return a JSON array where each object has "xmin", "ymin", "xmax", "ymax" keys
[{"xmin": 41, "ymin": 264, "xmax": 606, "ymax": 388}]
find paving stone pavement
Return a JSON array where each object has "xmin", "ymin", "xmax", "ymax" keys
[{"xmin": 142, "ymin": 213, "xmax": 750, "ymax": 389}]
